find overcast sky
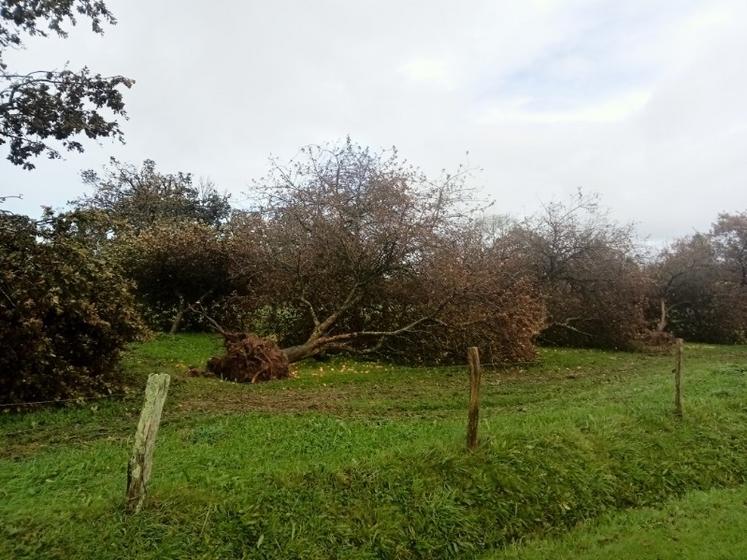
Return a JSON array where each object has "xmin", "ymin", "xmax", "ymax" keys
[{"xmin": 2, "ymin": 0, "xmax": 746, "ymax": 243}]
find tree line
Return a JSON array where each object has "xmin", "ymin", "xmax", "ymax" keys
[
  {"xmin": 1, "ymin": 2, "xmax": 745, "ymax": 403},
  {"xmin": 2, "ymin": 140, "xmax": 745, "ymax": 402}
]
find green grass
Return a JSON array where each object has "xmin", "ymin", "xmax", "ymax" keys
[
  {"xmin": 1, "ymin": 335, "xmax": 746, "ymax": 559},
  {"xmin": 488, "ymin": 484, "xmax": 747, "ymax": 559}
]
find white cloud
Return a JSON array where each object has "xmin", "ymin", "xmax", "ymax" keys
[
  {"xmin": 479, "ymin": 89, "xmax": 652, "ymax": 125},
  {"xmin": 399, "ymin": 56, "xmax": 456, "ymax": 90}
]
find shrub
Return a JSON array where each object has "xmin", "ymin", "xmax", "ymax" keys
[
  {"xmin": 114, "ymin": 220, "xmax": 233, "ymax": 334},
  {"xmin": 0, "ymin": 210, "xmax": 142, "ymax": 403},
  {"xmin": 651, "ymin": 223, "xmax": 747, "ymax": 344}
]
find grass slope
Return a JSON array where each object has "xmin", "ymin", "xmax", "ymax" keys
[
  {"xmin": 1, "ymin": 335, "xmax": 746, "ymax": 559},
  {"xmin": 489, "ymin": 484, "xmax": 747, "ymax": 559}
]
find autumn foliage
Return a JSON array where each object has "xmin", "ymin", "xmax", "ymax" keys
[
  {"xmin": 649, "ymin": 213, "xmax": 747, "ymax": 343},
  {"xmin": 504, "ymin": 193, "xmax": 648, "ymax": 350},
  {"xmin": 225, "ymin": 140, "xmax": 545, "ymax": 367}
]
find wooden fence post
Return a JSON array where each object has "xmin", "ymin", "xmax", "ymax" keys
[
  {"xmin": 674, "ymin": 338, "xmax": 683, "ymax": 417},
  {"xmin": 466, "ymin": 347, "xmax": 482, "ymax": 450},
  {"xmin": 126, "ymin": 373, "xmax": 170, "ymax": 513}
]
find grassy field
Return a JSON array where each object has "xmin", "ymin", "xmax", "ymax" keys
[{"xmin": 1, "ymin": 334, "xmax": 746, "ymax": 559}]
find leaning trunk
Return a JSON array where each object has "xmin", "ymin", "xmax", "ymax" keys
[
  {"xmin": 282, "ymin": 341, "xmax": 323, "ymax": 363},
  {"xmin": 656, "ymin": 298, "xmax": 667, "ymax": 333},
  {"xmin": 169, "ymin": 299, "xmax": 187, "ymax": 335}
]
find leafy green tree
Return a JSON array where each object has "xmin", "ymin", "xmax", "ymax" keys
[
  {"xmin": 74, "ymin": 159, "xmax": 233, "ymax": 332},
  {"xmin": 0, "ymin": 0, "xmax": 132, "ymax": 169}
]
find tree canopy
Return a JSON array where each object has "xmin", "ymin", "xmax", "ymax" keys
[
  {"xmin": 227, "ymin": 139, "xmax": 544, "ymax": 364},
  {"xmin": 506, "ymin": 192, "xmax": 646, "ymax": 349},
  {"xmin": 0, "ymin": 0, "xmax": 132, "ymax": 169},
  {"xmin": 77, "ymin": 158, "xmax": 231, "ymax": 231},
  {"xmin": 651, "ymin": 213, "xmax": 747, "ymax": 343}
]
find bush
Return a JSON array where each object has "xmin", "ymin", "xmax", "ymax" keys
[
  {"xmin": 368, "ymin": 248, "xmax": 546, "ymax": 365},
  {"xmin": 114, "ymin": 220, "xmax": 233, "ymax": 334},
  {"xmin": 0, "ymin": 210, "xmax": 142, "ymax": 403}
]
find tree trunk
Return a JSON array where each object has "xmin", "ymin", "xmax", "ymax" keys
[
  {"xmin": 169, "ymin": 298, "xmax": 186, "ymax": 335},
  {"xmin": 282, "ymin": 341, "xmax": 323, "ymax": 363},
  {"xmin": 656, "ymin": 298, "xmax": 668, "ymax": 332}
]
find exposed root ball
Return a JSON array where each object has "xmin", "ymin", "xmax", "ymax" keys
[{"xmin": 206, "ymin": 332, "xmax": 290, "ymax": 383}]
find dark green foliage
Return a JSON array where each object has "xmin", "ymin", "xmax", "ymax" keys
[
  {"xmin": 0, "ymin": 209, "xmax": 142, "ymax": 403},
  {"xmin": 0, "ymin": 1, "xmax": 115, "ymax": 55},
  {"xmin": 0, "ymin": 68, "xmax": 132, "ymax": 169},
  {"xmin": 115, "ymin": 220, "xmax": 234, "ymax": 332},
  {"xmin": 74, "ymin": 158, "xmax": 233, "ymax": 331},
  {"xmin": 0, "ymin": 1, "xmax": 132, "ymax": 169},
  {"xmin": 78, "ymin": 159, "xmax": 231, "ymax": 231}
]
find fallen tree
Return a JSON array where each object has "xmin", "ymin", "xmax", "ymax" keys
[
  {"xmin": 225, "ymin": 139, "xmax": 544, "ymax": 368},
  {"xmin": 190, "ymin": 140, "xmax": 544, "ymax": 382},
  {"xmin": 188, "ymin": 305, "xmax": 289, "ymax": 383}
]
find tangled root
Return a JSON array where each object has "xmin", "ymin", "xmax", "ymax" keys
[{"xmin": 206, "ymin": 332, "xmax": 290, "ymax": 383}]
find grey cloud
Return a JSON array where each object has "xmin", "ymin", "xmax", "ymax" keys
[{"xmin": 1, "ymin": 0, "xmax": 745, "ymax": 242}]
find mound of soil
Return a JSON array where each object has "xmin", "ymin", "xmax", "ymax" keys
[{"xmin": 206, "ymin": 332, "xmax": 290, "ymax": 383}]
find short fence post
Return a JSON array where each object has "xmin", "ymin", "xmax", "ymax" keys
[
  {"xmin": 674, "ymin": 338, "xmax": 684, "ymax": 417},
  {"xmin": 466, "ymin": 347, "xmax": 482, "ymax": 450},
  {"xmin": 126, "ymin": 373, "xmax": 170, "ymax": 513}
]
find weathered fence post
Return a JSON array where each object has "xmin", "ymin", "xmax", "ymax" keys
[
  {"xmin": 126, "ymin": 373, "xmax": 170, "ymax": 513},
  {"xmin": 674, "ymin": 338, "xmax": 684, "ymax": 417},
  {"xmin": 466, "ymin": 347, "xmax": 482, "ymax": 450}
]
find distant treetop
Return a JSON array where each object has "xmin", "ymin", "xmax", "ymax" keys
[{"xmin": 77, "ymin": 158, "xmax": 231, "ymax": 230}]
